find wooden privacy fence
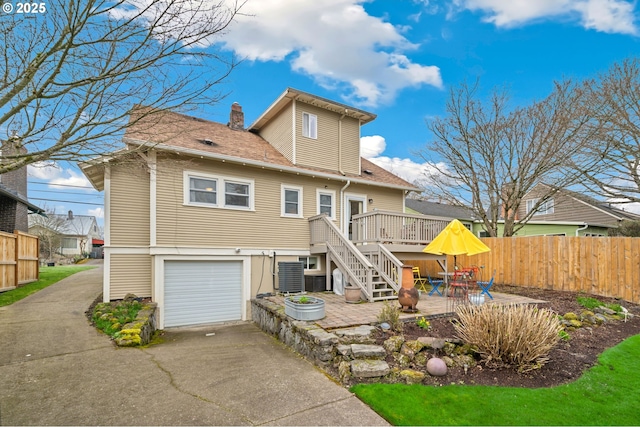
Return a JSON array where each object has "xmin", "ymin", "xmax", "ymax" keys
[
  {"xmin": 408, "ymin": 236, "xmax": 640, "ymax": 305},
  {"xmin": 0, "ymin": 230, "xmax": 39, "ymax": 292}
]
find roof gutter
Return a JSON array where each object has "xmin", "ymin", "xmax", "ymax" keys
[{"xmin": 122, "ymin": 138, "xmax": 419, "ymax": 192}]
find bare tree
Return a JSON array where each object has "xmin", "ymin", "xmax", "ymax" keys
[
  {"xmin": 29, "ymin": 209, "xmax": 67, "ymax": 262},
  {"xmin": 0, "ymin": 0, "xmax": 243, "ymax": 174},
  {"xmin": 576, "ymin": 58, "xmax": 640, "ymax": 205},
  {"xmin": 416, "ymin": 80, "xmax": 602, "ymax": 237}
]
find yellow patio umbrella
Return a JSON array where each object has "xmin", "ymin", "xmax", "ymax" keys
[{"xmin": 423, "ymin": 219, "xmax": 490, "ymax": 266}]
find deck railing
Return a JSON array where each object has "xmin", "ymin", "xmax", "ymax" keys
[{"xmin": 351, "ymin": 210, "xmax": 451, "ymax": 246}]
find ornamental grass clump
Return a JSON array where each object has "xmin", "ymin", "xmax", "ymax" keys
[{"xmin": 454, "ymin": 303, "xmax": 562, "ymax": 372}]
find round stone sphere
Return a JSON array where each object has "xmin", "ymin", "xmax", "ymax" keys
[{"xmin": 426, "ymin": 357, "xmax": 448, "ymax": 376}]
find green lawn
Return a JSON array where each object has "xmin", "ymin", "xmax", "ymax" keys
[
  {"xmin": 352, "ymin": 334, "xmax": 640, "ymax": 426},
  {"xmin": 0, "ymin": 265, "xmax": 96, "ymax": 307}
]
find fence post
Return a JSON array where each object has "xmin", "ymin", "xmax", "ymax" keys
[{"xmin": 14, "ymin": 230, "xmax": 19, "ymax": 288}]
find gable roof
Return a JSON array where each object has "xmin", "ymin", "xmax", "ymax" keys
[
  {"xmin": 248, "ymin": 87, "xmax": 377, "ymax": 131},
  {"xmin": 406, "ymin": 199, "xmax": 475, "ymax": 221},
  {"xmin": 534, "ymin": 183, "xmax": 640, "ymax": 222},
  {"xmin": 29, "ymin": 212, "xmax": 99, "ymax": 236},
  {"xmin": 82, "ymin": 106, "xmax": 417, "ymax": 192}
]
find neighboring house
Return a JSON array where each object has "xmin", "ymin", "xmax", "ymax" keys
[
  {"xmin": 80, "ymin": 88, "xmax": 447, "ymax": 329},
  {"xmin": 29, "ymin": 211, "xmax": 102, "ymax": 257},
  {"xmin": 405, "ymin": 198, "xmax": 474, "ymax": 227},
  {"xmin": 0, "ymin": 139, "xmax": 44, "ymax": 233},
  {"xmin": 511, "ymin": 183, "xmax": 640, "ymax": 237}
]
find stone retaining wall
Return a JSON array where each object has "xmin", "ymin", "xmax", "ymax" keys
[
  {"xmin": 251, "ymin": 298, "xmax": 339, "ymax": 365},
  {"xmin": 115, "ymin": 303, "xmax": 158, "ymax": 346}
]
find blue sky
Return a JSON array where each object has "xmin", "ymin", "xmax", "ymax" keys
[{"xmin": 28, "ymin": 0, "xmax": 640, "ymax": 226}]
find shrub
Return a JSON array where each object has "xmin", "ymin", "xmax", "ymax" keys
[
  {"xmin": 377, "ymin": 301, "xmax": 403, "ymax": 332},
  {"xmin": 454, "ymin": 304, "xmax": 562, "ymax": 372}
]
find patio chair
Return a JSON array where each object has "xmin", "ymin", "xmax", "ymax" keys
[
  {"xmin": 426, "ymin": 273, "xmax": 444, "ymax": 297},
  {"xmin": 412, "ymin": 266, "xmax": 428, "ymax": 292},
  {"xmin": 477, "ymin": 269, "xmax": 495, "ymax": 300}
]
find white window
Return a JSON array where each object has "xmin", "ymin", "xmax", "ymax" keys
[
  {"xmin": 282, "ymin": 185, "xmax": 303, "ymax": 217},
  {"xmin": 317, "ymin": 189, "xmax": 335, "ymax": 219},
  {"xmin": 185, "ymin": 172, "xmax": 253, "ymax": 210},
  {"xmin": 299, "ymin": 256, "xmax": 319, "ymax": 270},
  {"xmin": 526, "ymin": 198, "xmax": 554, "ymax": 215},
  {"xmin": 189, "ymin": 176, "xmax": 217, "ymax": 205},
  {"xmin": 61, "ymin": 238, "xmax": 77, "ymax": 249},
  {"xmin": 302, "ymin": 112, "xmax": 317, "ymax": 139},
  {"xmin": 225, "ymin": 181, "xmax": 250, "ymax": 208}
]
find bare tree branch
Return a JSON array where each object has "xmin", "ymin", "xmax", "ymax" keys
[
  {"xmin": 0, "ymin": 0, "xmax": 243, "ymax": 173},
  {"xmin": 416, "ymin": 79, "xmax": 602, "ymax": 236}
]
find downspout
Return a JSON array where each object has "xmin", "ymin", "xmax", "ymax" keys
[
  {"xmin": 339, "ymin": 113, "xmax": 346, "ymax": 176},
  {"xmin": 575, "ymin": 223, "xmax": 588, "ymax": 236}
]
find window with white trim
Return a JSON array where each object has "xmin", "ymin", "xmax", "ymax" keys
[
  {"xmin": 526, "ymin": 198, "xmax": 554, "ymax": 215},
  {"xmin": 302, "ymin": 112, "xmax": 317, "ymax": 139},
  {"xmin": 317, "ymin": 189, "xmax": 335, "ymax": 219},
  {"xmin": 299, "ymin": 256, "xmax": 319, "ymax": 270},
  {"xmin": 282, "ymin": 185, "xmax": 303, "ymax": 217},
  {"xmin": 61, "ymin": 238, "xmax": 77, "ymax": 249},
  {"xmin": 185, "ymin": 172, "xmax": 253, "ymax": 210},
  {"xmin": 189, "ymin": 176, "xmax": 217, "ymax": 205}
]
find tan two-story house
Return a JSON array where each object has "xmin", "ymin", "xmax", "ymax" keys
[{"xmin": 81, "ymin": 88, "xmax": 446, "ymax": 329}]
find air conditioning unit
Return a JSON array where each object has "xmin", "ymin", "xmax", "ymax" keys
[{"xmin": 278, "ymin": 261, "xmax": 305, "ymax": 293}]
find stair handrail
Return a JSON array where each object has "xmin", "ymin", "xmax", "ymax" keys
[
  {"xmin": 376, "ymin": 244, "xmax": 402, "ymax": 293},
  {"xmin": 310, "ymin": 214, "xmax": 375, "ymax": 300}
]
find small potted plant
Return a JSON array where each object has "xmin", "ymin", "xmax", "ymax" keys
[{"xmin": 284, "ymin": 295, "xmax": 326, "ymax": 320}]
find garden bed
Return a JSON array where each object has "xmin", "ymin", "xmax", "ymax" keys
[{"xmin": 354, "ymin": 286, "xmax": 640, "ymax": 388}]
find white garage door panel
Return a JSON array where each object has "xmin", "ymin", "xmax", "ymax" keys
[{"xmin": 164, "ymin": 261, "xmax": 242, "ymax": 327}]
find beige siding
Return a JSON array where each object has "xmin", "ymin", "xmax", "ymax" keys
[
  {"xmin": 109, "ymin": 254, "xmax": 152, "ymax": 299},
  {"xmin": 520, "ymin": 187, "xmax": 619, "ymax": 226},
  {"xmin": 258, "ymin": 105, "xmax": 294, "ymax": 162},
  {"xmin": 155, "ymin": 156, "xmax": 406, "ymax": 248},
  {"xmin": 294, "ymin": 102, "xmax": 361, "ymax": 174},
  {"xmin": 110, "ymin": 163, "xmax": 150, "ymax": 246},
  {"xmin": 340, "ymin": 117, "xmax": 360, "ymax": 175}
]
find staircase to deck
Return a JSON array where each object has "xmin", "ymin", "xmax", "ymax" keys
[{"xmin": 310, "ymin": 215, "xmax": 401, "ymax": 302}]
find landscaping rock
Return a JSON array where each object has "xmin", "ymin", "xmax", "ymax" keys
[
  {"xmin": 399, "ymin": 369, "xmax": 426, "ymax": 384},
  {"xmin": 403, "ymin": 339, "xmax": 425, "ymax": 354},
  {"xmin": 595, "ymin": 306, "xmax": 616, "ymax": 316},
  {"xmin": 393, "ymin": 352, "xmax": 411, "ymax": 368},
  {"xmin": 337, "ymin": 344, "xmax": 352, "ymax": 357},
  {"xmin": 338, "ymin": 361, "xmax": 351, "ymax": 382},
  {"xmin": 383, "ymin": 335, "xmax": 404, "ymax": 352},
  {"xmin": 333, "ymin": 325, "xmax": 376, "ymax": 344},
  {"xmin": 563, "ymin": 312, "xmax": 578, "ymax": 321},
  {"xmin": 426, "ymin": 357, "xmax": 448, "ymax": 376},
  {"xmin": 350, "ymin": 359, "xmax": 390, "ymax": 378},
  {"xmin": 351, "ymin": 344, "xmax": 386, "ymax": 359},
  {"xmin": 417, "ymin": 336, "xmax": 446, "ymax": 349}
]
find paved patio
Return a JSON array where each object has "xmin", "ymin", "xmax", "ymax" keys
[{"xmin": 265, "ymin": 290, "xmax": 546, "ymax": 330}]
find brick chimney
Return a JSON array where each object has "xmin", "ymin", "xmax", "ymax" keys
[{"xmin": 229, "ymin": 102, "xmax": 244, "ymax": 131}]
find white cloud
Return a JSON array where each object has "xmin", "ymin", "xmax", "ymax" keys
[
  {"xmin": 28, "ymin": 162, "xmax": 92, "ymax": 189},
  {"xmin": 361, "ymin": 134, "xmax": 442, "ymax": 184},
  {"xmin": 453, "ymin": 0, "xmax": 637, "ymax": 34},
  {"xmin": 221, "ymin": 0, "xmax": 443, "ymax": 106},
  {"xmin": 360, "ymin": 135, "xmax": 386, "ymax": 158},
  {"xmin": 88, "ymin": 207, "xmax": 105, "ymax": 219}
]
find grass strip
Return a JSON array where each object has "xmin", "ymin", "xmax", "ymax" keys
[
  {"xmin": 0, "ymin": 265, "xmax": 96, "ymax": 307},
  {"xmin": 352, "ymin": 334, "xmax": 640, "ymax": 426}
]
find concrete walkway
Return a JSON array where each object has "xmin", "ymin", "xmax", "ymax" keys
[{"xmin": 0, "ymin": 265, "xmax": 389, "ymax": 426}]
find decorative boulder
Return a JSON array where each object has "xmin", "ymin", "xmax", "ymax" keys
[{"xmin": 426, "ymin": 357, "xmax": 448, "ymax": 377}]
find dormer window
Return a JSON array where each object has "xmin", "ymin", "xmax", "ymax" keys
[{"xmin": 302, "ymin": 112, "xmax": 317, "ymax": 139}]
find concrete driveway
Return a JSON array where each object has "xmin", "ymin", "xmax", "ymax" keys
[{"xmin": 0, "ymin": 264, "xmax": 389, "ymax": 426}]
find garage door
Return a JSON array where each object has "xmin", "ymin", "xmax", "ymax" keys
[{"xmin": 164, "ymin": 260, "xmax": 243, "ymax": 328}]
